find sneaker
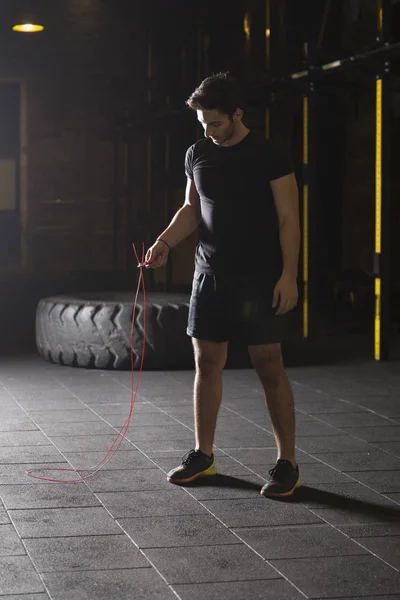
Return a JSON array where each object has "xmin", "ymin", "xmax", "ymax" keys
[
  {"xmin": 260, "ymin": 459, "xmax": 300, "ymax": 497},
  {"xmin": 167, "ymin": 449, "xmax": 217, "ymax": 484}
]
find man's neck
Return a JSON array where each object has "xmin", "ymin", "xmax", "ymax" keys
[{"xmin": 220, "ymin": 124, "xmax": 250, "ymax": 147}]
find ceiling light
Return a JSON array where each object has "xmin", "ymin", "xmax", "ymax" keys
[{"xmin": 13, "ymin": 23, "xmax": 44, "ymax": 33}]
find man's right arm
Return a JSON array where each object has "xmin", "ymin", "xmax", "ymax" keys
[
  {"xmin": 156, "ymin": 178, "xmax": 201, "ymax": 248},
  {"xmin": 145, "ymin": 178, "xmax": 201, "ymax": 268}
]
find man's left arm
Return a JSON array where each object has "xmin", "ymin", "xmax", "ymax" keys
[{"xmin": 270, "ymin": 173, "xmax": 300, "ymax": 315}]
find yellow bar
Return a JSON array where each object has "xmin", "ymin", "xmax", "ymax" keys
[
  {"xmin": 375, "ymin": 278, "xmax": 381, "ymax": 360},
  {"xmin": 375, "ymin": 79, "xmax": 382, "ymax": 254},
  {"xmin": 374, "ymin": 78, "xmax": 382, "ymax": 360}
]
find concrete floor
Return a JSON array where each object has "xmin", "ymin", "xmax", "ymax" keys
[{"xmin": 0, "ymin": 353, "xmax": 399, "ymax": 599}]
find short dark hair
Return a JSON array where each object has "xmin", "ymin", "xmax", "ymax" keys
[{"xmin": 186, "ymin": 72, "xmax": 244, "ymax": 117}]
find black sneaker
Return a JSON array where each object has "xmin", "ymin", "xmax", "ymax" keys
[
  {"xmin": 167, "ymin": 449, "xmax": 216, "ymax": 484},
  {"xmin": 260, "ymin": 459, "xmax": 300, "ymax": 497}
]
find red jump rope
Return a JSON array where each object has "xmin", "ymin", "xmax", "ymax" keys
[{"xmin": 26, "ymin": 243, "xmax": 148, "ymax": 483}]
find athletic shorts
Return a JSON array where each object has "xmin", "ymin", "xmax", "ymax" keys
[{"xmin": 186, "ymin": 271, "xmax": 292, "ymax": 345}]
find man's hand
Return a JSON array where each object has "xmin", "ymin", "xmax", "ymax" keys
[
  {"xmin": 272, "ymin": 274, "xmax": 298, "ymax": 316},
  {"xmin": 145, "ymin": 240, "xmax": 169, "ymax": 268}
]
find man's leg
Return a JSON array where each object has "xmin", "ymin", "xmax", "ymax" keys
[
  {"xmin": 248, "ymin": 343, "xmax": 296, "ymax": 467},
  {"xmin": 193, "ymin": 338, "xmax": 228, "ymax": 457},
  {"xmin": 166, "ymin": 338, "xmax": 228, "ymax": 484}
]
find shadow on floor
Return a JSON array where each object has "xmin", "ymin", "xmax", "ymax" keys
[
  {"xmin": 184, "ymin": 474, "xmax": 261, "ymax": 492},
  {"xmin": 276, "ymin": 485, "xmax": 400, "ymax": 522},
  {"xmin": 184, "ymin": 476, "xmax": 400, "ymax": 523}
]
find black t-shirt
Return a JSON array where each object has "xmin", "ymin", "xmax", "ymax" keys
[{"xmin": 185, "ymin": 130, "xmax": 294, "ymax": 280}]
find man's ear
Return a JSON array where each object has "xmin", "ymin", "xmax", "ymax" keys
[{"xmin": 233, "ymin": 108, "xmax": 243, "ymax": 122}]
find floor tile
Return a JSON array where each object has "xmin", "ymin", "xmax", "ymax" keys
[
  {"xmin": 341, "ymin": 426, "xmax": 400, "ymax": 443},
  {"xmin": 172, "ymin": 579, "xmax": 305, "ymax": 600},
  {"xmin": 352, "ymin": 535, "xmax": 400, "ymax": 569},
  {"xmin": 125, "ymin": 425, "xmax": 194, "ymax": 442},
  {"xmin": 86, "ymin": 468, "xmax": 171, "ymax": 493},
  {"xmin": 97, "ymin": 489, "xmax": 207, "ymax": 518},
  {"xmin": 48, "ymin": 435, "xmax": 132, "ymax": 452},
  {"xmin": 63, "ymin": 450, "xmax": 153, "ymax": 471},
  {"xmin": 0, "ymin": 443, "xmax": 66, "ymax": 464},
  {"xmin": 270, "ymin": 554, "xmax": 400, "ymax": 598},
  {"xmin": 0, "ymin": 498, "xmax": 10, "ymax": 524},
  {"xmin": 10, "ymin": 507, "xmax": 121, "ymax": 538},
  {"xmin": 38, "ymin": 421, "xmax": 116, "ymax": 436},
  {"xmin": 0, "ymin": 419, "xmax": 39, "ymax": 433},
  {"xmin": 42, "ymin": 568, "xmax": 176, "ymax": 600},
  {"xmin": 316, "ymin": 412, "xmax": 397, "ymax": 427},
  {"xmin": 0, "ymin": 463, "xmax": 71, "ymax": 485},
  {"xmin": 27, "ymin": 409, "xmax": 101, "ymax": 423},
  {"xmin": 337, "ymin": 522, "xmax": 400, "ymax": 537},
  {"xmin": 214, "ymin": 430, "xmax": 275, "ymax": 448},
  {"xmin": 312, "ymin": 451, "xmax": 400, "ymax": 472},
  {"xmin": 221, "ymin": 447, "xmax": 317, "ymax": 465},
  {"xmin": 20, "ymin": 400, "xmax": 84, "ymax": 411},
  {"xmin": 0, "ymin": 432, "xmax": 50, "ymax": 447},
  {"xmin": 24, "ymin": 534, "xmax": 149, "ymax": 572},
  {"xmin": 135, "ymin": 440, "xmax": 198, "ymax": 455},
  {"xmin": 0, "ymin": 524, "xmax": 26, "ymax": 556},
  {"xmin": 295, "ymin": 435, "xmax": 374, "ymax": 454},
  {"xmin": 119, "ymin": 514, "xmax": 238, "ymax": 548},
  {"xmin": 371, "ymin": 441, "xmax": 400, "ymax": 456},
  {"xmin": 234, "ymin": 523, "xmax": 367, "ymax": 559},
  {"xmin": 344, "ymin": 470, "xmax": 400, "ymax": 493},
  {"xmin": 0, "ymin": 483, "xmax": 101, "ymax": 510},
  {"xmin": 296, "ymin": 482, "xmax": 400, "ymax": 525},
  {"xmin": 202, "ymin": 497, "xmax": 322, "ymax": 528},
  {"xmin": 0, "ymin": 556, "xmax": 45, "ymax": 595},
  {"xmin": 145, "ymin": 544, "xmax": 279, "ymax": 584}
]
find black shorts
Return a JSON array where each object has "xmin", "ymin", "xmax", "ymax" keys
[{"xmin": 187, "ymin": 271, "xmax": 292, "ymax": 345}]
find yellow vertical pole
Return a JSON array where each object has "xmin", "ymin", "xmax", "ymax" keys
[{"xmin": 374, "ymin": 77, "xmax": 382, "ymax": 360}]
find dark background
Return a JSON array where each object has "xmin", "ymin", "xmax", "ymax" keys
[{"xmin": 0, "ymin": 0, "xmax": 399, "ymax": 357}]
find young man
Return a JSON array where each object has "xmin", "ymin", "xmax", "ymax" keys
[{"xmin": 145, "ymin": 72, "xmax": 301, "ymax": 497}]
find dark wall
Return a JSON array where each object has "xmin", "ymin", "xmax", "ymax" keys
[{"xmin": 0, "ymin": 0, "xmax": 145, "ymax": 272}]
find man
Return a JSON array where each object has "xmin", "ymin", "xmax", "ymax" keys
[{"xmin": 145, "ymin": 72, "xmax": 300, "ymax": 497}]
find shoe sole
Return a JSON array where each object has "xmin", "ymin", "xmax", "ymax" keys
[
  {"xmin": 260, "ymin": 478, "xmax": 301, "ymax": 498},
  {"xmin": 167, "ymin": 462, "xmax": 217, "ymax": 485}
]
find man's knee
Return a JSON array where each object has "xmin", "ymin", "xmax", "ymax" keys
[
  {"xmin": 248, "ymin": 343, "xmax": 285, "ymax": 385},
  {"xmin": 193, "ymin": 339, "xmax": 227, "ymax": 376}
]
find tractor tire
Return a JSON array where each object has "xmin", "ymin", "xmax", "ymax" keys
[{"xmin": 35, "ymin": 292, "xmax": 193, "ymax": 370}]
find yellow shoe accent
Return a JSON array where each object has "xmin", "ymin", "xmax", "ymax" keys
[{"xmin": 167, "ymin": 460, "xmax": 217, "ymax": 485}]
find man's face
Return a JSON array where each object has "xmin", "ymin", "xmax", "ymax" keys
[{"xmin": 197, "ymin": 109, "xmax": 237, "ymax": 145}]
